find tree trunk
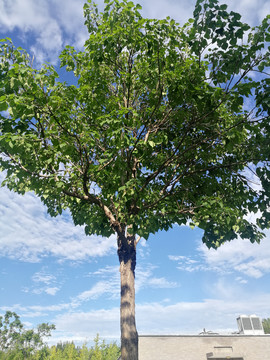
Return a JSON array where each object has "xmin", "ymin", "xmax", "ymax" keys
[{"xmin": 117, "ymin": 231, "xmax": 138, "ymax": 360}]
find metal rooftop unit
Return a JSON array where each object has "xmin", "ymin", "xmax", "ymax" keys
[{"xmin": 237, "ymin": 315, "xmax": 265, "ymax": 335}]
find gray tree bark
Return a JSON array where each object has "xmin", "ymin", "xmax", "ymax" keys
[{"xmin": 117, "ymin": 231, "xmax": 138, "ymax": 360}]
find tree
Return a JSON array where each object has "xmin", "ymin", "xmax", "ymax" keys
[
  {"xmin": 0, "ymin": 311, "xmax": 55, "ymax": 358},
  {"xmin": 262, "ymin": 318, "xmax": 270, "ymax": 334},
  {"xmin": 0, "ymin": 311, "xmax": 23, "ymax": 352},
  {"xmin": 1, "ymin": 0, "xmax": 270, "ymax": 358},
  {"xmin": 47, "ymin": 337, "xmax": 120, "ymax": 360},
  {"xmin": 89, "ymin": 334, "xmax": 120, "ymax": 360}
]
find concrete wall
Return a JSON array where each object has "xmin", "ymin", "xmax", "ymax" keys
[{"xmin": 139, "ymin": 335, "xmax": 270, "ymax": 360}]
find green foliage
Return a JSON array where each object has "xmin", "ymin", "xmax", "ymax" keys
[
  {"xmin": 0, "ymin": 311, "xmax": 23, "ymax": 351},
  {"xmin": 89, "ymin": 334, "xmax": 120, "ymax": 360},
  {"xmin": 262, "ymin": 318, "xmax": 270, "ymax": 334},
  {"xmin": 48, "ymin": 337, "xmax": 120, "ymax": 360},
  {"xmin": 0, "ymin": 338, "xmax": 120, "ymax": 360},
  {"xmin": 0, "ymin": 312, "xmax": 119, "ymax": 360},
  {"xmin": 0, "ymin": 2, "xmax": 270, "ymax": 245},
  {"xmin": 0, "ymin": 311, "xmax": 55, "ymax": 359}
]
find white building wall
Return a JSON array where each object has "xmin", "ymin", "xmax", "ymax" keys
[{"xmin": 139, "ymin": 335, "xmax": 270, "ymax": 360}]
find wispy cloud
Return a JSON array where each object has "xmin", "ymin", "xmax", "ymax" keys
[
  {"xmin": 136, "ymin": 293, "xmax": 270, "ymax": 335},
  {"xmin": 235, "ymin": 277, "xmax": 248, "ymax": 285},
  {"xmin": 71, "ymin": 263, "xmax": 178, "ymax": 307},
  {"xmin": 168, "ymin": 254, "xmax": 210, "ymax": 273},
  {"xmin": 136, "ymin": 264, "xmax": 178, "ymax": 291},
  {"xmin": 20, "ymin": 268, "xmax": 61, "ymax": 296},
  {"xmin": 169, "ymin": 230, "xmax": 270, "ymax": 279},
  {"xmin": 199, "ymin": 234, "xmax": 270, "ymax": 279},
  {"xmin": 26, "ymin": 289, "xmax": 270, "ymax": 344},
  {"xmin": 31, "ymin": 286, "xmax": 60, "ymax": 296},
  {"xmin": 74, "ymin": 281, "xmax": 118, "ymax": 303},
  {"xmin": 0, "ymin": 182, "xmax": 117, "ymax": 263},
  {"xmin": 2, "ymin": 269, "xmax": 269, "ymax": 344},
  {"xmin": 52, "ymin": 307, "xmax": 120, "ymax": 344},
  {"xmin": 32, "ymin": 270, "xmax": 57, "ymax": 285},
  {"xmin": 44, "ymin": 287, "xmax": 60, "ymax": 296}
]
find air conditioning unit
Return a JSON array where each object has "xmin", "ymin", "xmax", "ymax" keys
[{"xmin": 237, "ymin": 315, "xmax": 264, "ymax": 335}]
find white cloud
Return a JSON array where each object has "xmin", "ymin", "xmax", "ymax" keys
[
  {"xmin": 136, "ymin": 294, "xmax": 270, "ymax": 335},
  {"xmin": 2, "ymin": 266, "xmax": 269, "ymax": 345},
  {"xmin": 0, "ymin": 182, "xmax": 117, "ymax": 262},
  {"xmin": 168, "ymin": 255, "xmax": 187, "ymax": 261},
  {"xmin": 136, "ymin": 264, "xmax": 178, "ymax": 291},
  {"xmin": 20, "ymin": 268, "xmax": 61, "ymax": 296},
  {"xmin": 74, "ymin": 280, "xmax": 119, "ymax": 305},
  {"xmin": 0, "ymin": 0, "xmax": 49, "ymax": 31},
  {"xmin": 45, "ymin": 287, "xmax": 60, "ymax": 296},
  {"xmin": 25, "ymin": 303, "xmax": 71, "ymax": 315},
  {"xmin": 0, "ymin": 0, "xmax": 89, "ymax": 65},
  {"xmin": 236, "ymin": 262, "xmax": 264, "ymax": 279},
  {"xmin": 147, "ymin": 277, "xmax": 177, "ymax": 288},
  {"xmin": 0, "ymin": 303, "xmax": 71, "ymax": 318},
  {"xmin": 258, "ymin": 1, "xmax": 270, "ymax": 22},
  {"xmin": 169, "ymin": 254, "xmax": 209, "ymax": 273},
  {"xmin": 137, "ymin": 238, "xmax": 151, "ymax": 259},
  {"xmin": 223, "ymin": 0, "xmax": 270, "ymax": 24},
  {"xmin": 139, "ymin": 0, "xmax": 266, "ymax": 28},
  {"xmin": 49, "ymin": 0, "xmax": 88, "ymax": 48},
  {"xmin": 51, "ymin": 308, "xmax": 120, "ymax": 344},
  {"xmin": 0, "ymin": 0, "xmax": 64, "ymax": 64},
  {"xmin": 72, "ymin": 266, "xmax": 120, "ymax": 305},
  {"xmin": 72, "ymin": 263, "xmax": 178, "ymax": 307},
  {"xmin": 52, "ymin": 260, "xmax": 172, "ymax": 319},
  {"xmin": 169, "ymin": 230, "xmax": 270, "ymax": 279},
  {"xmin": 32, "ymin": 270, "xmax": 56, "ymax": 285},
  {"xmin": 199, "ymin": 233, "xmax": 270, "ymax": 279},
  {"xmin": 88, "ymin": 265, "xmax": 119, "ymax": 277},
  {"xmin": 235, "ymin": 277, "xmax": 248, "ymax": 284},
  {"xmin": 140, "ymin": 0, "xmax": 194, "ymax": 25},
  {"xmin": 46, "ymin": 289, "xmax": 270, "ymax": 344}
]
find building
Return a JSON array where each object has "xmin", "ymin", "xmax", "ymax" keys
[{"xmin": 138, "ymin": 315, "xmax": 270, "ymax": 360}]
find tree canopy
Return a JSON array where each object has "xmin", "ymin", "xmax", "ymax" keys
[
  {"xmin": 0, "ymin": 0, "xmax": 270, "ymax": 248},
  {"xmin": 1, "ymin": 0, "xmax": 270, "ymax": 359}
]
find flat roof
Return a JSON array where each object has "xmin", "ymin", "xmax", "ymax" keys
[
  {"xmin": 139, "ymin": 334, "xmax": 270, "ymax": 338},
  {"xmin": 207, "ymin": 355, "xmax": 243, "ymax": 359}
]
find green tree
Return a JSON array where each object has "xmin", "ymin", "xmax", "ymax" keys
[
  {"xmin": 1, "ymin": 0, "xmax": 270, "ymax": 359},
  {"xmin": 48, "ymin": 345, "xmax": 57, "ymax": 360},
  {"xmin": 0, "ymin": 311, "xmax": 23, "ymax": 352},
  {"xmin": 45, "ymin": 337, "xmax": 119, "ymax": 360},
  {"xmin": 62, "ymin": 342, "xmax": 79, "ymax": 360},
  {"xmin": 78, "ymin": 343, "xmax": 90, "ymax": 360},
  {"xmin": 262, "ymin": 318, "xmax": 270, "ymax": 334},
  {"xmin": 89, "ymin": 334, "xmax": 120, "ymax": 360},
  {"xmin": 89, "ymin": 335, "xmax": 103, "ymax": 360},
  {"xmin": 101, "ymin": 342, "xmax": 121, "ymax": 360},
  {"xmin": 0, "ymin": 311, "xmax": 55, "ymax": 359}
]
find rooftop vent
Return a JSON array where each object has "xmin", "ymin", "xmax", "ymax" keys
[{"xmin": 237, "ymin": 315, "xmax": 264, "ymax": 335}]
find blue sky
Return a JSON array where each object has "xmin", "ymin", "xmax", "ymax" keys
[{"xmin": 0, "ymin": 0, "xmax": 270, "ymax": 347}]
